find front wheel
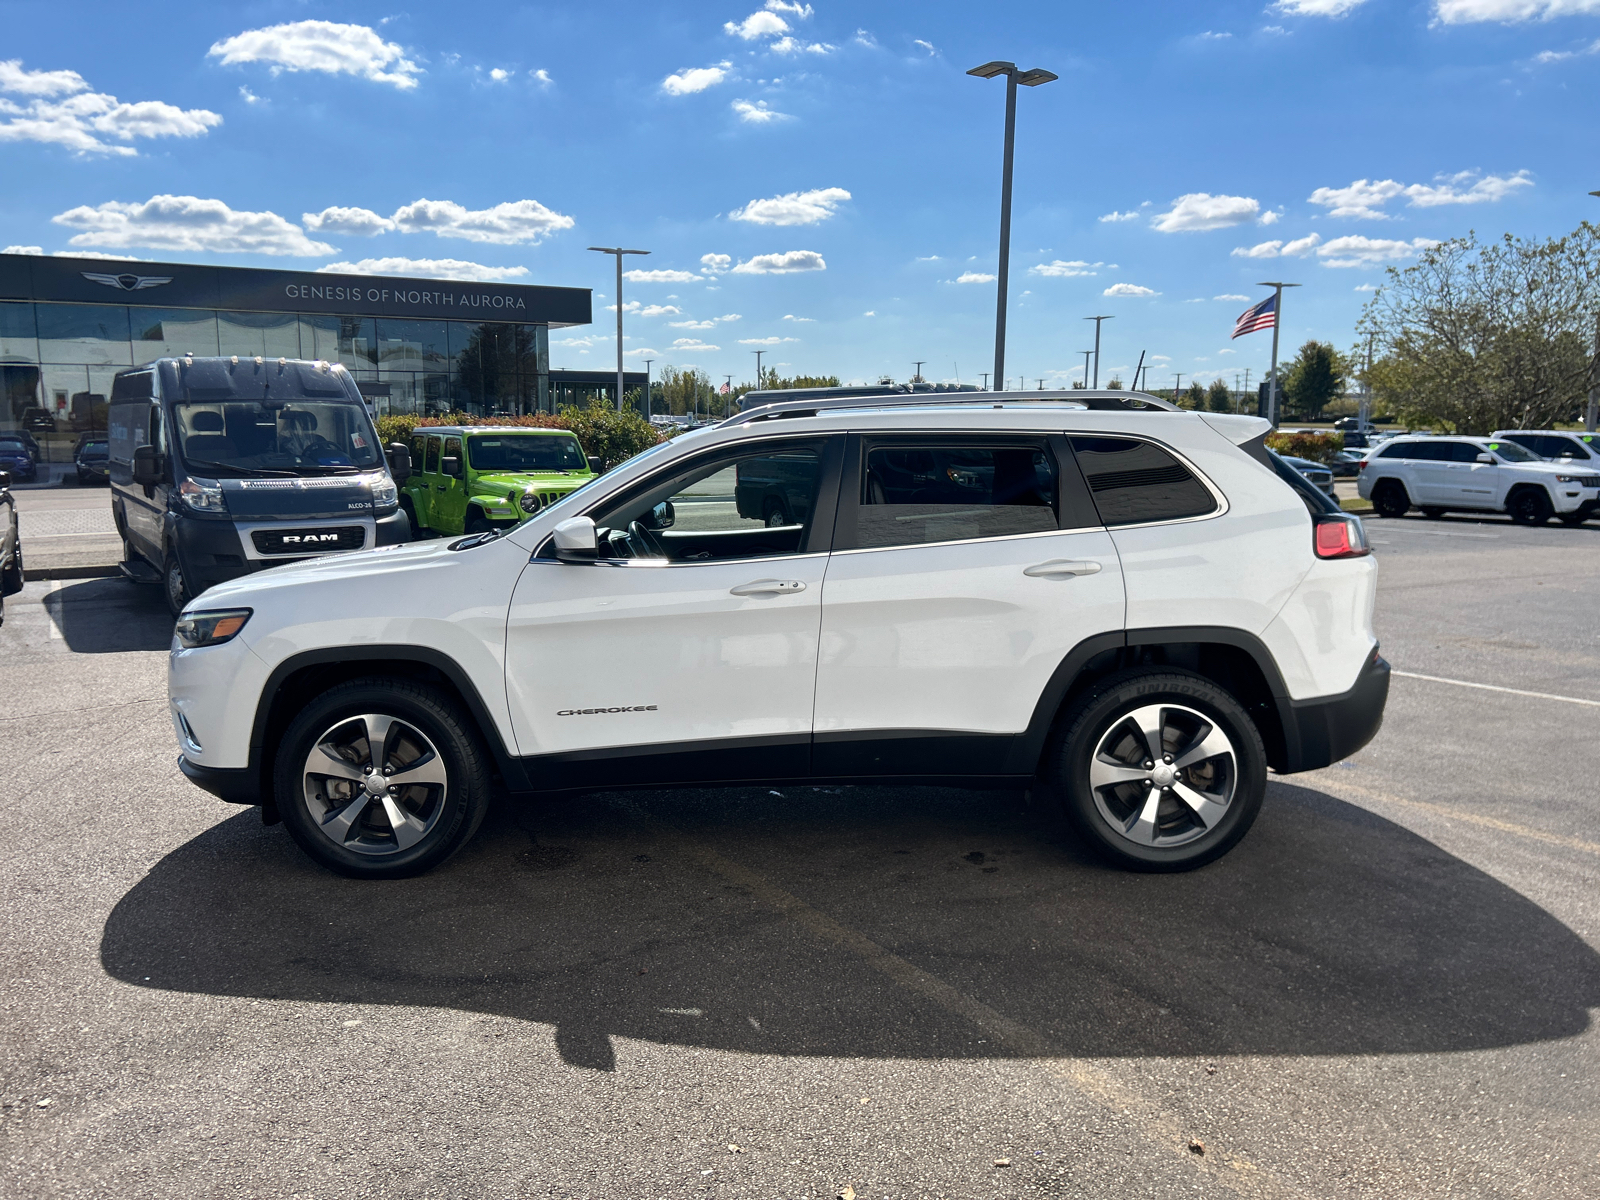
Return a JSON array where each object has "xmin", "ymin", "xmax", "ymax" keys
[
  {"xmin": 274, "ymin": 677, "xmax": 492, "ymax": 878},
  {"xmin": 1507, "ymin": 488, "xmax": 1552, "ymax": 526},
  {"xmin": 1, "ymin": 531, "xmax": 22, "ymax": 597},
  {"xmin": 1046, "ymin": 670, "xmax": 1267, "ymax": 872},
  {"xmin": 162, "ymin": 547, "xmax": 191, "ymax": 617}
]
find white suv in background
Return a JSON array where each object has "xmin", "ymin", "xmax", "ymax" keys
[
  {"xmin": 167, "ymin": 389, "xmax": 1389, "ymax": 879},
  {"xmin": 1358, "ymin": 434, "xmax": 1600, "ymax": 526}
]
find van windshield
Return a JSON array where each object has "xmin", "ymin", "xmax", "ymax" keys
[
  {"xmin": 467, "ymin": 434, "xmax": 587, "ymax": 471},
  {"xmin": 172, "ymin": 399, "xmax": 382, "ymax": 475}
]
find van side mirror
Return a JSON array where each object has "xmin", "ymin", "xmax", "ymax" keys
[
  {"xmin": 132, "ymin": 444, "xmax": 163, "ymax": 486},
  {"xmin": 1476, "ymin": 453, "xmax": 1494, "ymax": 464},
  {"xmin": 440, "ymin": 455, "xmax": 462, "ymax": 478},
  {"xmin": 552, "ymin": 516, "xmax": 598, "ymax": 563},
  {"xmin": 586, "ymin": 455, "xmax": 603, "ymax": 475},
  {"xmin": 386, "ymin": 442, "xmax": 412, "ymax": 484}
]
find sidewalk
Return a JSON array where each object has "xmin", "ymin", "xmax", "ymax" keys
[{"xmin": 14, "ymin": 485, "xmax": 123, "ymax": 580}]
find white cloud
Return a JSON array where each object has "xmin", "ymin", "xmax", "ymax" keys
[
  {"xmin": 1282, "ymin": 234, "xmax": 1322, "ymax": 256},
  {"xmin": 769, "ymin": 37, "xmax": 834, "ymax": 54},
  {"xmin": 1103, "ymin": 283, "xmax": 1159, "ymax": 297},
  {"xmin": 862, "ymin": 310, "xmax": 876, "ymax": 316},
  {"xmin": 1214, "ymin": 293, "xmax": 1251, "ymax": 301},
  {"xmin": 208, "ymin": 20, "xmax": 422, "ymax": 90},
  {"xmin": 624, "ymin": 347, "xmax": 660, "ymax": 358},
  {"xmin": 1310, "ymin": 172, "xmax": 1533, "ymax": 218},
  {"xmin": 52, "ymin": 195, "xmax": 334, "ymax": 256},
  {"xmin": 3, "ymin": 245, "xmax": 43, "ymax": 254},
  {"xmin": 670, "ymin": 319, "xmax": 716, "ymax": 330},
  {"xmin": 553, "ymin": 336, "xmax": 595, "ymax": 348},
  {"xmin": 672, "ymin": 337, "xmax": 721, "ymax": 351},
  {"xmin": 318, "ymin": 257, "xmax": 529, "ymax": 282},
  {"xmin": 955, "ymin": 271, "xmax": 996, "ymax": 283},
  {"xmin": 725, "ymin": 11, "xmax": 790, "ymax": 40},
  {"xmin": 739, "ymin": 336, "xmax": 798, "ymax": 345},
  {"xmin": 1258, "ymin": 209, "xmax": 1282, "ymax": 226},
  {"xmin": 1200, "ymin": 30, "xmax": 1234, "ymax": 39},
  {"xmin": 1236, "ymin": 233, "xmax": 1323, "ymax": 258},
  {"xmin": 1355, "ymin": 283, "xmax": 1380, "ymax": 291},
  {"xmin": 1151, "ymin": 193, "xmax": 1260, "ymax": 232},
  {"xmin": 733, "ymin": 99, "xmax": 790, "ymax": 123},
  {"xmin": 1318, "ymin": 235, "xmax": 1440, "ymax": 268},
  {"xmin": 913, "ymin": 39, "xmax": 938, "ymax": 54},
  {"xmin": 1099, "ymin": 210, "xmax": 1142, "ymax": 223},
  {"xmin": 391, "ymin": 197, "xmax": 573, "ymax": 244},
  {"xmin": 719, "ymin": 313, "xmax": 741, "ymax": 321},
  {"xmin": 730, "ymin": 187, "xmax": 850, "ymax": 225},
  {"xmin": 239, "ymin": 86, "xmax": 262, "ymax": 105},
  {"xmin": 626, "ymin": 268, "xmax": 702, "ymax": 283},
  {"xmin": 781, "ymin": 314, "xmax": 814, "ymax": 321},
  {"xmin": 1271, "ymin": 0, "xmax": 1370, "ymax": 14},
  {"xmin": 0, "ymin": 60, "xmax": 222, "ymax": 157},
  {"xmin": 662, "ymin": 63, "xmax": 731, "ymax": 96},
  {"xmin": 1218, "ymin": 349, "xmax": 1237, "ymax": 354},
  {"xmin": 1436, "ymin": 0, "xmax": 1600, "ymax": 22},
  {"xmin": 701, "ymin": 253, "xmax": 733, "ymax": 274},
  {"xmin": 732, "ymin": 250, "xmax": 827, "ymax": 274},
  {"xmin": 1030, "ymin": 259, "xmax": 1103, "ymax": 277},
  {"xmin": 488, "ymin": 68, "xmax": 510, "ymax": 83},
  {"xmin": 1232, "ymin": 240, "xmax": 1285, "ymax": 258},
  {"xmin": 766, "ymin": 1, "xmax": 815, "ymax": 16},
  {"xmin": 302, "ymin": 206, "xmax": 395, "ymax": 236},
  {"xmin": 640, "ymin": 304, "xmax": 681, "ymax": 317},
  {"xmin": 532, "ymin": 69, "xmax": 553, "ymax": 86}
]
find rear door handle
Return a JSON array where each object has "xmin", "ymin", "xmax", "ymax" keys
[
  {"xmin": 1024, "ymin": 559, "xmax": 1103, "ymax": 578},
  {"xmin": 730, "ymin": 579, "xmax": 806, "ymax": 596}
]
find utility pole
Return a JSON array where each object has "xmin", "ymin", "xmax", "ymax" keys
[
  {"xmin": 587, "ymin": 246, "xmax": 650, "ymax": 412},
  {"xmin": 1255, "ymin": 281, "xmax": 1300, "ymax": 427},
  {"xmin": 1084, "ymin": 316, "xmax": 1112, "ymax": 388},
  {"xmin": 980, "ymin": 372, "xmax": 990, "ymax": 391},
  {"xmin": 913, "ymin": 360, "xmax": 926, "ymax": 383},
  {"xmin": 1359, "ymin": 334, "xmax": 1372, "ymax": 431},
  {"xmin": 1173, "ymin": 373, "xmax": 1185, "ymax": 405}
]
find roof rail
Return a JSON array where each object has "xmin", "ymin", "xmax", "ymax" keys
[{"xmin": 723, "ymin": 386, "xmax": 1181, "ymax": 427}]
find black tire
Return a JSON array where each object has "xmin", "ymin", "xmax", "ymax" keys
[
  {"xmin": 1420, "ymin": 506, "xmax": 1446, "ymax": 519},
  {"xmin": 1507, "ymin": 487, "xmax": 1552, "ymax": 526},
  {"xmin": 763, "ymin": 497, "xmax": 790, "ymax": 528},
  {"xmin": 273, "ymin": 677, "xmax": 492, "ymax": 879},
  {"xmin": 162, "ymin": 546, "xmax": 191, "ymax": 618},
  {"xmin": 1045, "ymin": 669, "xmax": 1268, "ymax": 872},
  {"xmin": 465, "ymin": 509, "xmax": 493, "ymax": 535},
  {"xmin": 1372, "ymin": 480, "xmax": 1410, "ymax": 519},
  {"xmin": 1, "ymin": 531, "xmax": 22, "ymax": 597}
]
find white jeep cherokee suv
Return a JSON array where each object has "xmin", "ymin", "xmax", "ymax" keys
[
  {"xmin": 1357, "ymin": 434, "xmax": 1600, "ymax": 525},
  {"xmin": 169, "ymin": 389, "xmax": 1389, "ymax": 878}
]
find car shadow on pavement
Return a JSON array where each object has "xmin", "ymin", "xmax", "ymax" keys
[
  {"xmin": 100, "ymin": 781, "xmax": 1600, "ymax": 1071},
  {"xmin": 46, "ymin": 578, "xmax": 171, "ymax": 653}
]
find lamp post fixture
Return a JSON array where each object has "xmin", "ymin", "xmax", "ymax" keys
[
  {"xmin": 1083, "ymin": 316, "xmax": 1112, "ymax": 388},
  {"xmin": 587, "ymin": 246, "xmax": 649, "ymax": 412},
  {"xmin": 968, "ymin": 59, "xmax": 1058, "ymax": 397},
  {"xmin": 1255, "ymin": 281, "xmax": 1301, "ymax": 427}
]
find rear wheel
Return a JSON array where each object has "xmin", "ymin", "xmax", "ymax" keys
[
  {"xmin": 1507, "ymin": 488, "xmax": 1552, "ymax": 526},
  {"xmin": 1045, "ymin": 670, "xmax": 1267, "ymax": 872},
  {"xmin": 1, "ymin": 530, "xmax": 22, "ymax": 597},
  {"xmin": 274, "ymin": 677, "xmax": 492, "ymax": 878},
  {"xmin": 763, "ymin": 497, "xmax": 791, "ymax": 527},
  {"xmin": 1372, "ymin": 480, "xmax": 1411, "ymax": 519}
]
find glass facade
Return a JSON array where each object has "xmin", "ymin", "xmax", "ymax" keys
[{"xmin": 0, "ymin": 300, "xmax": 556, "ymax": 478}]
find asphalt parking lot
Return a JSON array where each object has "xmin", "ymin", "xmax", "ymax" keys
[{"xmin": 2, "ymin": 511, "xmax": 1597, "ymax": 1199}]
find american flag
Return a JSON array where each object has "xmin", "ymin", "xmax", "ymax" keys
[
  {"xmin": 719, "ymin": 382, "xmax": 730, "ymax": 394},
  {"xmin": 1232, "ymin": 294, "xmax": 1277, "ymax": 338}
]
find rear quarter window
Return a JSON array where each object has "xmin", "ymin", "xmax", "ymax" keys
[{"xmin": 1069, "ymin": 437, "xmax": 1216, "ymax": 526}]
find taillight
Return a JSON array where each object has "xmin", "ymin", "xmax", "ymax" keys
[
  {"xmin": 1357, "ymin": 459, "xmax": 1367, "ymax": 471},
  {"xmin": 1314, "ymin": 513, "xmax": 1370, "ymax": 559}
]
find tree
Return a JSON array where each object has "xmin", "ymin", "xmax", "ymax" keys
[
  {"xmin": 1358, "ymin": 225, "xmax": 1600, "ymax": 433},
  {"xmin": 1104, "ymin": 377, "xmax": 1124, "ymax": 389},
  {"xmin": 654, "ymin": 365, "xmax": 715, "ymax": 416},
  {"xmin": 1280, "ymin": 341, "xmax": 1346, "ymax": 421},
  {"xmin": 1206, "ymin": 379, "xmax": 1232, "ymax": 413},
  {"xmin": 1183, "ymin": 381, "xmax": 1207, "ymax": 410}
]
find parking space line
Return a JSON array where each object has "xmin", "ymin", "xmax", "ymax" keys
[
  {"xmin": 648, "ymin": 817, "xmax": 1312, "ymax": 1200},
  {"xmin": 1393, "ymin": 670, "xmax": 1600, "ymax": 708},
  {"xmin": 1373, "ymin": 527, "xmax": 1499, "ymax": 539}
]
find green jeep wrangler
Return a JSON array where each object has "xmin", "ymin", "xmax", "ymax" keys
[{"xmin": 401, "ymin": 426, "xmax": 598, "ymax": 536}]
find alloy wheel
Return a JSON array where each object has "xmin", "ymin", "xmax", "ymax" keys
[
  {"xmin": 301, "ymin": 713, "xmax": 449, "ymax": 856},
  {"xmin": 1087, "ymin": 703, "xmax": 1238, "ymax": 849}
]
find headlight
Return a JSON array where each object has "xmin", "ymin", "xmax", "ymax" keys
[
  {"xmin": 371, "ymin": 476, "xmax": 398, "ymax": 507},
  {"xmin": 520, "ymin": 489, "xmax": 541, "ymax": 514},
  {"xmin": 174, "ymin": 608, "xmax": 252, "ymax": 648},
  {"xmin": 177, "ymin": 476, "xmax": 225, "ymax": 513}
]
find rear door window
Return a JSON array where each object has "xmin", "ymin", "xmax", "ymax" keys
[
  {"xmin": 1444, "ymin": 441, "xmax": 1483, "ymax": 462},
  {"xmin": 854, "ymin": 442, "xmax": 1059, "ymax": 549},
  {"xmin": 424, "ymin": 436, "xmax": 441, "ymax": 474},
  {"xmin": 1069, "ymin": 437, "xmax": 1216, "ymax": 526}
]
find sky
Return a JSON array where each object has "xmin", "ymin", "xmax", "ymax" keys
[{"xmin": 2, "ymin": 0, "xmax": 1598, "ymax": 391}]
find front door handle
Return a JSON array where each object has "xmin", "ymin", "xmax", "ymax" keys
[
  {"xmin": 1024, "ymin": 559, "xmax": 1103, "ymax": 578},
  {"xmin": 730, "ymin": 579, "xmax": 806, "ymax": 596},
  {"xmin": 434, "ymin": 483, "xmax": 448, "ymax": 491}
]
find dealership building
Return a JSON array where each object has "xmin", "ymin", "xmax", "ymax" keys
[{"xmin": 0, "ymin": 253, "xmax": 651, "ymax": 440}]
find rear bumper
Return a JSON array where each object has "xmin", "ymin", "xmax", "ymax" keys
[
  {"xmin": 178, "ymin": 754, "xmax": 261, "ymax": 805},
  {"xmin": 1277, "ymin": 650, "xmax": 1390, "ymax": 773}
]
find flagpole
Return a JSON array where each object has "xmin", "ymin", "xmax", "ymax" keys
[{"xmin": 1256, "ymin": 281, "xmax": 1300, "ymax": 427}]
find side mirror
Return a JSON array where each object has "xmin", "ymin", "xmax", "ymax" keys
[
  {"xmin": 0, "ymin": 470, "xmax": 10, "ymax": 490},
  {"xmin": 386, "ymin": 442, "xmax": 412, "ymax": 484},
  {"xmin": 1476, "ymin": 453, "xmax": 1495, "ymax": 464},
  {"xmin": 552, "ymin": 516, "xmax": 597, "ymax": 563},
  {"xmin": 132, "ymin": 444, "xmax": 163, "ymax": 486},
  {"xmin": 440, "ymin": 455, "xmax": 462, "ymax": 478},
  {"xmin": 650, "ymin": 500, "xmax": 675, "ymax": 529},
  {"xmin": 586, "ymin": 455, "xmax": 603, "ymax": 475}
]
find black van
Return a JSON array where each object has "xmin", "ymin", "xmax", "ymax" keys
[{"xmin": 109, "ymin": 356, "xmax": 412, "ymax": 615}]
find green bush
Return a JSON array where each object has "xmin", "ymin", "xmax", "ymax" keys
[
  {"xmin": 372, "ymin": 407, "xmax": 663, "ymax": 470},
  {"xmin": 1265, "ymin": 430, "xmax": 1345, "ymax": 464}
]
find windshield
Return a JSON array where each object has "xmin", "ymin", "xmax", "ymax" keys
[
  {"xmin": 468, "ymin": 433, "xmax": 587, "ymax": 472},
  {"xmin": 1485, "ymin": 440, "xmax": 1540, "ymax": 463},
  {"xmin": 80, "ymin": 441, "xmax": 108, "ymax": 455},
  {"xmin": 173, "ymin": 400, "xmax": 382, "ymax": 474}
]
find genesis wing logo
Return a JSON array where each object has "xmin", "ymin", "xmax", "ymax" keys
[{"xmin": 81, "ymin": 271, "xmax": 173, "ymax": 292}]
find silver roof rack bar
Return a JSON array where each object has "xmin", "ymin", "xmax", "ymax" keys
[{"xmin": 722, "ymin": 386, "xmax": 1181, "ymax": 427}]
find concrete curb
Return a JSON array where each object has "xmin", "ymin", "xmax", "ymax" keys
[{"xmin": 23, "ymin": 564, "xmax": 122, "ymax": 582}]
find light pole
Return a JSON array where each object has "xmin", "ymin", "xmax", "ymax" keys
[
  {"xmin": 1080, "ymin": 350, "xmax": 1092, "ymax": 388},
  {"xmin": 724, "ymin": 375, "xmax": 733, "ymax": 417},
  {"xmin": 752, "ymin": 349, "xmax": 765, "ymax": 392},
  {"xmin": 588, "ymin": 246, "xmax": 649, "ymax": 411},
  {"xmin": 1173, "ymin": 373, "xmax": 1185, "ymax": 404},
  {"xmin": 1255, "ymin": 281, "xmax": 1300, "ymax": 427},
  {"xmin": 980, "ymin": 372, "xmax": 990, "ymax": 391},
  {"xmin": 913, "ymin": 360, "xmax": 926, "ymax": 383},
  {"xmin": 1084, "ymin": 316, "xmax": 1112, "ymax": 388},
  {"xmin": 642, "ymin": 358, "xmax": 654, "ymax": 420},
  {"xmin": 968, "ymin": 60, "xmax": 1058, "ymax": 398}
]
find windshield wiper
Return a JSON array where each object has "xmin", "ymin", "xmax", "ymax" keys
[
  {"xmin": 181, "ymin": 458, "xmax": 298, "ymax": 478},
  {"xmin": 296, "ymin": 465, "xmax": 364, "ymax": 475}
]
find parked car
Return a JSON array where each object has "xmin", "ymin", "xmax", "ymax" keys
[
  {"xmin": 0, "ymin": 465, "xmax": 23, "ymax": 625},
  {"xmin": 1334, "ymin": 417, "xmax": 1376, "ymax": 433},
  {"xmin": 1328, "ymin": 449, "xmax": 1366, "ymax": 478},
  {"xmin": 401, "ymin": 426, "xmax": 598, "ymax": 537},
  {"xmin": 168, "ymin": 387, "xmax": 1388, "ymax": 879},
  {"xmin": 1280, "ymin": 454, "xmax": 1335, "ymax": 495},
  {"xmin": 75, "ymin": 437, "xmax": 110, "ymax": 485},
  {"xmin": 1357, "ymin": 434, "xmax": 1600, "ymax": 525},
  {"xmin": 108, "ymin": 357, "xmax": 413, "ymax": 617},
  {"xmin": 19, "ymin": 406, "xmax": 55, "ymax": 433},
  {"xmin": 0, "ymin": 435, "xmax": 36, "ymax": 482},
  {"xmin": 1492, "ymin": 429, "xmax": 1600, "ymax": 469}
]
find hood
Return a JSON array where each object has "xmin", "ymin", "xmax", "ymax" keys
[
  {"xmin": 469, "ymin": 470, "xmax": 591, "ymax": 493},
  {"xmin": 193, "ymin": 534, "xmax": 475, "ymax": 608},
  {"xmin": 219, "ymin": 474, "xmax": 384, "ymax": 520}
]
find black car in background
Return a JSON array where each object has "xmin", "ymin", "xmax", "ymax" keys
[
  {"xmin": 76, "ymin": 437, "xmax": 110, "ymax": 485},
  {"xmin": 0, "ymin": 465, "xmax": 23, "ymax": 626}
]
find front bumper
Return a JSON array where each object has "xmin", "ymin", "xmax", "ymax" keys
[
  {"xmin": 178, "ymin": 754, "xmax": 261, "ymax": 805},
  {"xmin": 1278, "ymin": 649, "xmax": 1390, "ymax": 773},
  {"xmin": 172, "ymin": 508, "xmax": 411, "ymax": 595}
]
